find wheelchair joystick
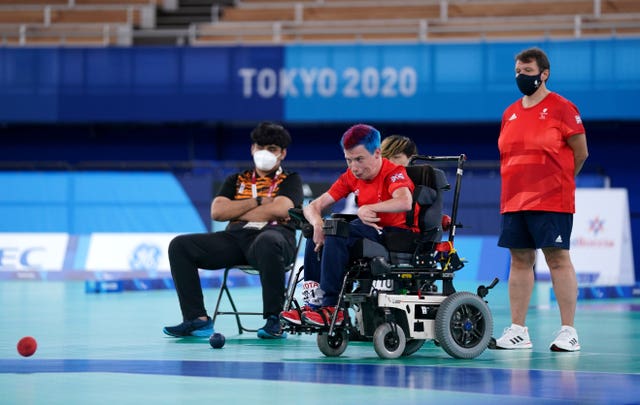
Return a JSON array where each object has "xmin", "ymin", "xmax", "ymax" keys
[
  {"xmin": 477, "ymin": 277, "xmax": 499, "ymax": 298},
  {"xmin": 301, "ymin": 223, "xmax": 313, "ymax": 238}
]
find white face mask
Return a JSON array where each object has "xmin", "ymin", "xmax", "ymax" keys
[{"xmin": 253, "ymin": 149, "xmax": 280, "ymax": 172}]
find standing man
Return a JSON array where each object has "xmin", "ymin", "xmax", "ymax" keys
[
  {"xmin": 280, "ymin": 124, "xmax": 419, "ymax": 326},
  {"xmin": 495, "ymin": 48, "xmax": 588, "ymax": 351},
  {"xmin": 164, "ymin": 122, "xmax": 304, "ymax": 339}
]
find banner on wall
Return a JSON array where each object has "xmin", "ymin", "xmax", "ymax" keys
[
  {"xmin": 0, "ymin": 233, "xmax": 68, "ymax": 272},
  {"xmin": 536, "ymin": 188, "xmax": 635, "ymax": 286},
  {"xmin": 1, "ymin": 40, "xmax": 639, "ymax": 123},
  {"xmin": 85, "ymin": 233, "xmax": 178, "ymax": 273}
]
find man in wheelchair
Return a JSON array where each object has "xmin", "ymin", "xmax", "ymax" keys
[
  {"xmin": 280, "ymin": 124, "xmax": 420, "ymax": 327},
  {"xmin": 281, "ymin": 127, "xmax": 496, "ymax": 359}
]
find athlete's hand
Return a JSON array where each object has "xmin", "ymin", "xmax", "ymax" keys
[{"xmin": 357, "ymin": 205, "xmax": 381, "ymax": 230}]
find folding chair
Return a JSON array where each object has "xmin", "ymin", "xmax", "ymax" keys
[{"xmin": 211, "ymin": 232, "xmax": 304, "ymax": 334}]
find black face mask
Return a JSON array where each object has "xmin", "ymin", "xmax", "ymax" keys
[{"xmin": 516, "ymin": 73, "xmax": 543, "ymax": 96}]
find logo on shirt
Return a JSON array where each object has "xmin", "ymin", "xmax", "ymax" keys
[
  {"xmin": 390, "ymin": 172, "xmax": 406, "ymax": 183},
  {"xmin": 539, "ymin": 108, "xmax": 548, "ymax": 120},
  {"xmin": 508, "ymin": 113, "xmax": 517, "ymax": 121},
  {"xmin": 575, "ymin": 115, "xmax": 582, "ymax": 124}
]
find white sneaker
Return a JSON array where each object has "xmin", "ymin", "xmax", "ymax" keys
[
  {"xmin": 495, "ymin": 324, "xmax": 533, "ymax": 349},
  {"xmin": 549, "ymin": 325, "xmax": 581, "ymax": 352}
]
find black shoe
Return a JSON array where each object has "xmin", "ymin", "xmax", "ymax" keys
[
  {"xmin": 257, "ymin": 315, "xmax": 287, "ymax": 339},
  {"xmin": 163, "ymin": 317, "xmax": 213, "ymax": 337}
]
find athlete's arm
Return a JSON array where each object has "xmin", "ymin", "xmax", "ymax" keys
[
  {"xmin": 567, "ymin": 133, "xmax": 588, "ymax": 176},
  {"xmin": 357, "ymin": 186, "xmax": 413, "ymax": 230},
  {"xmin": 304, "ymin": 192, "xmax": 336, "ymax": 251}
]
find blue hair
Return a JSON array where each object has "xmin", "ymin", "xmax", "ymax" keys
[{"xmin": 340, "ymin": 124, "xmax": 381, "ymax": 155}]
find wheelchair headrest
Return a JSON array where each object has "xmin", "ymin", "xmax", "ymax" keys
[{"xmin": 405, "ymin": 164, "xmax": 449, "ymax": 191}]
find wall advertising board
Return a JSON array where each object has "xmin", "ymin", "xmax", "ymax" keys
[{"xmin": 536, "ymin": 188, "xmax": 635, "ymax": 286}]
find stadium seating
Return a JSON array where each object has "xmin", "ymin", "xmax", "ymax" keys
[
  {"xmin": 0, "ymin": 23, "xmax": 133, "ymax": 45},
  {"xmin": 0, "ymin": 0, "xmax": 157, "ymax": 45},
  {"xmin": 192, "ymin": 0, "xmax": 640, "ymax": 44},
  {"xmin": 0, "ymin": 0, "xmax": 638, "ymax": 45}
]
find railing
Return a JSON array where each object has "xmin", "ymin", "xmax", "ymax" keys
[
  {"xmin": 0, "ymin": 4, "xmax": 155, "ymax": 27},
  {"xmin": 0, "ymin": 23, "xmax": 132, "ymax": 45},
  {"xmin": 1, "ymin": 0, "xmax": 638, "ymax": 46},
  {"xmin": 191, "ymin": 13, "xmax": 640, "ymax": 44},
  {"xmin": 230, "ymin": 0, "xmax": 639, "ymax": 20},
  {"xmin": 0, "ymin": 2, "xmax": 156, "ymax": 45},
  {"xmin": 199, "ymin": 0, "xmax": 640, "ymax": 43}
]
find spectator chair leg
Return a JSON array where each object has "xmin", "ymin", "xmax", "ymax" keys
[{"xmin": 212, "ymin": 267, "xmax": 250, "ymax": 334}]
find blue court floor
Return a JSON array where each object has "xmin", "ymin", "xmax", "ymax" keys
[{"xmin": 1, "ymin": 279, "xmax": 639, "ymax": 405}]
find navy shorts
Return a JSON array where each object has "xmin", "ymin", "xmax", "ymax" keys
[{"xmin": 498, "ymin": 211, "xmax": 573, "ymax": 250}]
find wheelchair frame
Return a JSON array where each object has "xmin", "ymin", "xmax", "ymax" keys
[{"xmin": 284, "ymin": 154, "xmax": 498, "ymax": 359}]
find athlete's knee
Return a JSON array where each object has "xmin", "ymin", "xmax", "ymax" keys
[
  {"xmin": 543, "ymin": 248, "xmax": 571, "ymax": 271},
  {"xmin": 253, "ymin": 232, "xmax": 286, "ymax": 257},
  {"xmin": 510, "ymin": 248, "xmax": 536, "ymax": 268},
  {"xmin": 168, "ymin": 234, "xmax": 189, "ymax": 256}
]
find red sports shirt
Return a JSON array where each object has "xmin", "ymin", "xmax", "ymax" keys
[
  {"xmin": 328, "ymin": 158, "xmax": 418, "ymax": 231},
  {"xmin": 499, "ymin": 92, "xmax": 585, "ymax": 214}
]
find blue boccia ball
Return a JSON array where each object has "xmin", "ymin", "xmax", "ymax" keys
[{"xmin": 209, "ymin": 332, "xmax": 225, "ymax": 349}]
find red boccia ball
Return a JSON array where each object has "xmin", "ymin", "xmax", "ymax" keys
[
  {"xmin": 441, "ymin": 214, "xmax": 452, "ymax": 231},
  {"xmin": 17, "ymin": 336, "xmax": 37, "ymax": 357}
]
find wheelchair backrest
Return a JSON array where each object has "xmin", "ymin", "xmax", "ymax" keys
[{"xmin": 404, "ymin": 164, "xmax": 450, "ymax": 242}]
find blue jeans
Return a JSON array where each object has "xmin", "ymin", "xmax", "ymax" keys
[{"xmin": 303, "ymin": 219, "xmax": 382, "ymax": 306}]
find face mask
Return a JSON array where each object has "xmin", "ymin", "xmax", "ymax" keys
[
  {"xmin": 253, "ymin": 149, "xmax": 279, "ymax": 172},
  {"xmin": 516, "ymin": 73, "xmax": 543, "ymax": 96}
]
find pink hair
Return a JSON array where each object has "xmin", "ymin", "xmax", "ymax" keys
[{"xmin": 340, "ymin": 124, "xmax": 381, "ymax": 154}]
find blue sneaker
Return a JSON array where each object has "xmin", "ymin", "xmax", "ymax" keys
[
  {"xmin": 257, "ymin": 315, "xmax": 287, "ymax": 339},
  {"xmin": 163, "ymin": 317, "xmax": 213, "ymax": 337}
]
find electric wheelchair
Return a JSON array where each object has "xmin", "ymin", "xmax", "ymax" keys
[{"xmin": 284, "ymin": 154, "xmax": 498, "ymax": 359}]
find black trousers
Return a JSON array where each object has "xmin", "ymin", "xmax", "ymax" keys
[{"xmin": 168, "ymin": 225, "xmax": 296, "ymax": 321}]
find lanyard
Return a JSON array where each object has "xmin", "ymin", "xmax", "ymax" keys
[{"xmin": 251, "ymin": 167, "xmax": 282, "ymax": 198}]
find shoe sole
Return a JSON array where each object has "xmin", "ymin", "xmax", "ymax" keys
[
  {"xmin": 162, "ymin": 327, "xmax": 213, "ymax": 338},
  {"xmin": 493, "ymin": 342, "xmax": 532, "ymax": 350},
  {"xmin": 257, "ymin": 330, "xmax": 287, "ymax": 339},
  {"xmin": 550, "ymin": 344, "xmax": 580, "ymax": 352},
  {"xmin": 280, "ymin": 315, "xmax": 302, "ymax": 326},
  {"xmin": 190, "ymin": 329, "xmax": 214, "ymax": 337},
  {"xmin": 301, "ymin": 315, "xmax": 344, "ymax": 327}
]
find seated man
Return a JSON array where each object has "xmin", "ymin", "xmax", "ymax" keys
[
  {"xmin": 163, "ymin": 122, "xmax": 304, "ymax": 339},
  {"xmin": 340, "ymin": 134, "xmax": 418, "ymax": 214},
  {"xmin": 280, "ymin": 124, "xmax": 418, "ymax": 327},
  {"xmin": 381, "ymin": 134, "xmax": 418, "ymax": 166}
]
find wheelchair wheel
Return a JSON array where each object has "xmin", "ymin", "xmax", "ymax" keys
[
  {"xmin": 402, "ymin": 339, "xmax": 426, "ymax": 356},
  {"xmin": 373, "ymin": 322, "xmax": 406, "ymax": 359},
  {"xmin": 317, "ymin": 329, "xmax": 349, "ymax": 357},
  {"xmin": 434, "ymin": 291, "xmax": 493, "ymax": 359}
]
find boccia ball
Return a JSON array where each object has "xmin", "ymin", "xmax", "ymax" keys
[
  {"xmin": 209, "ymin": 332, "xmax": 225, "ymax": 349},
  {"xmin": 17, "ymin": 336, "xmax": 37, "ymax": 357}
]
